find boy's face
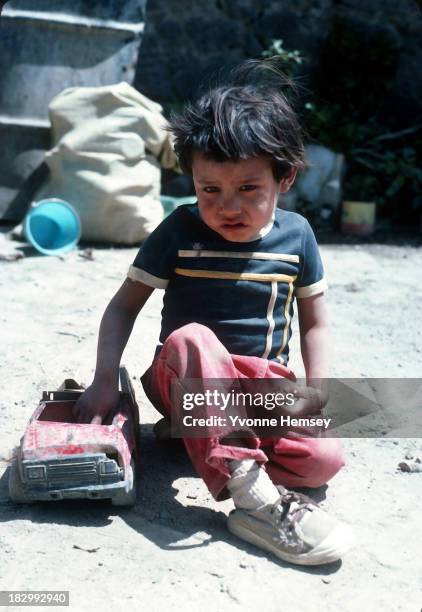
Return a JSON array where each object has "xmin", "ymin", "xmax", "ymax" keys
[{"xmin": 192, "ymin": 152, "xmax": 297, "ymax": 242}]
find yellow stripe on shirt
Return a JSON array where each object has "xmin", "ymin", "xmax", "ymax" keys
[{"xmin": 174, "ymin": 268, "xmax": 297, "ymax": 283}]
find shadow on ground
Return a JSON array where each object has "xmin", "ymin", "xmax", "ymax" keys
[{"xmin": 0, "ymin": 424, "xmax": 339, "ymax": 576}]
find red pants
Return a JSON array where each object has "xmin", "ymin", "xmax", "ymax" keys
[{"xmin": 141, "ymin": 323, "xmax": 344, "ymax": 501}]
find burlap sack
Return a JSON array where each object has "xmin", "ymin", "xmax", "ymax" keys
[{"xmin": 35, "ymin": 82, "xmax": 178, "ymax": 244}]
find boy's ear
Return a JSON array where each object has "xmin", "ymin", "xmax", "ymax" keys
[{"xmin": 279, "ymin": 167, "xmax": 298, "ymax": 193}]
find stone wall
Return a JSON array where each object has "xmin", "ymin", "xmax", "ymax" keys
[{"xmin": 135, "ymin": 0, "xmax": 422, "ymax": 125}]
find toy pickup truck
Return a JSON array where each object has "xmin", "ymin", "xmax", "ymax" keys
[{"xmin": 9, "ymin": 367, "xmax": 139, "ymax": 506}]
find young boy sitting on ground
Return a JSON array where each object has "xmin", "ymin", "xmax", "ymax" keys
[{"xmin": 74, "ymin": 61, "xmax": 354, "ymax": 566}]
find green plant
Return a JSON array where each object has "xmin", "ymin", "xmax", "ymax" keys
[
  {"xmin": 262, "ymin": 35, "xmax": 422, "ymax": 223},
  {"xmin": 261, "ymin": 39, "xmax": 304, "ymax": 77},
  {"xmin": 305, "ymin": 106, "xmax": 422, "ymax": 208},
  {"xmin": 351, "ymin": 140, "xmax": 422, "ymax": 203}
]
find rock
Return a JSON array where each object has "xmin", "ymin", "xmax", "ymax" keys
[{"xmin": 398, "ymin": 459, "xmax": 422, "ymax": 473}]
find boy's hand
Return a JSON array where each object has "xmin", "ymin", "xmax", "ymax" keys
[
  {"xmin": 264, "ymin": 379, "xmax": 327, "ymax": 416},
  {"xmin": 73, "ymin": 382, "xmax": 120, "ymax": 424},
  {"xmin": 287, "ymin": 384, "xmax": 328, "ymax": 416}
]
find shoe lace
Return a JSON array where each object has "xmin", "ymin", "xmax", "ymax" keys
[
  {"xmin": 266, "ymin": 491, "xmax": 314, "ymax": 549},
  {"xmin": 272, "ymin": 490, "xmax": 313, "ymax": 523}
]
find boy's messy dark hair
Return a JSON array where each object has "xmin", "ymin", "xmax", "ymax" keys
[{"xmin": 168, "ymin": 59, "xmax": 307, "ymax": 181}]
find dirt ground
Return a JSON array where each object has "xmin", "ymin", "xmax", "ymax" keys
[{"xmin": 0, "ymin": 229, "xmax": 421, "ymax": 612}]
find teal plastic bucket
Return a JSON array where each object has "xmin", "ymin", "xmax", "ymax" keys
[
  {"xmin": 23, "ymin": 198, "xmax": 81, "ymax": 255},
  {"xmin": 160, "ymin": 195, "xmax": 197, "ymax": 217}
]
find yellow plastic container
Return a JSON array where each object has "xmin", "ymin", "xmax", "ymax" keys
[{"xmin": 341, "ymin": 201, "xmax": 376, "ymax": 236}]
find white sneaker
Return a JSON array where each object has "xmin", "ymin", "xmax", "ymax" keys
[{"xmin": 227, "ymin": 487, "xmax": 355, "ymax": 566}]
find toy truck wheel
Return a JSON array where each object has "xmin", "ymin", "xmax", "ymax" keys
[
  {"xmin": 111, "ymin": 458, "xmax": 136, "ymax": 507},
  {"xmin": 9, "ymin": 460, "xmax": 30, "ymax": 504}
]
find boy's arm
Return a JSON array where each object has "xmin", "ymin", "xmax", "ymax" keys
[
  {"xmin": 296, "ymin": 292, "xmax": 330, "ymax": 410},
  {"xmin": 74, "ymin": 278, "xmax": 154, "ymax": 424}
]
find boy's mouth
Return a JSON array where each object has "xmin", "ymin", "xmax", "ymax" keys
[{"xmin": 221, "ymin": 222, "xmax": 247, "ymax": 229}]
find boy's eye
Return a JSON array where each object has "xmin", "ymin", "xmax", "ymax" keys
[
  {"xmin": 239, "ymin": 185, "xmax": 257, "ymax": 192},
  {"xmin": 202, "ymin": 186, "xmax": 219, "ymax": 193}
]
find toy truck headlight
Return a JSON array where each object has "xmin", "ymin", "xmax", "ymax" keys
[
  {"xmin": 26, "ymin": 465, "xmax": 46, "ymax": 480},
  {"xmin": 99, "ymin": 460, "xmax": 119, "ymax": 475}
]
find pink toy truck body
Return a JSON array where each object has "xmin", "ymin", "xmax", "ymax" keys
[{"xmin": 9, "ymin": 367, "xmax": 139, "ymax": 506}]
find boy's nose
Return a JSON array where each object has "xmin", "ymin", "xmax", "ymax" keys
[{"xmin": 220, "ymin": 197, "xmax": 242, "ymax": 216}]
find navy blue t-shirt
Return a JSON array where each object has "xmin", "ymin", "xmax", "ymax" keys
[{"xmin": 128, "ymin": 204, "xmax": 326, "ymax": 364}]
